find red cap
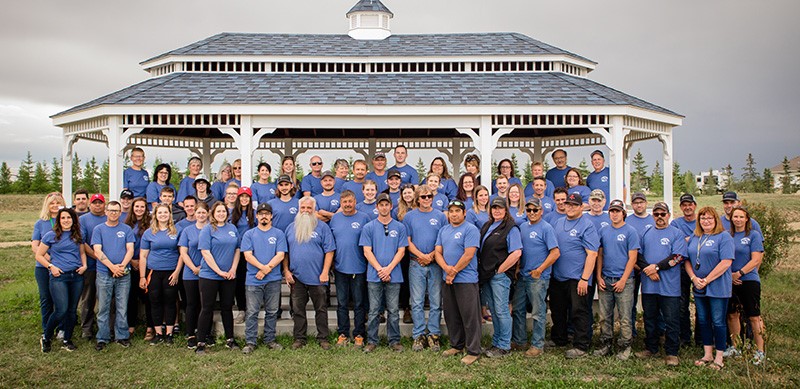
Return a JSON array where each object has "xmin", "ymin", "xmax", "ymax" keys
[
  {"xmin": 90, "ymin": 193, "xmax": 105, "ymax": 203},
  {"xmin": 237, "ymin": 186, "xmax": 253, "ymax": 197}
]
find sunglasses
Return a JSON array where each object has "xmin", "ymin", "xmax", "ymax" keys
[
  {"xmin": 653, "ymin": 212, "xmax": 668, "ymax": 217},
  {"xmin": 311, "ymin": 162, "xmax": 323, "ymax": 166},
  {"xmin": 383, "ymin": 223, "xmax": 389, "ymax": 237},
  {"xmin": 419, "ymin": 194, "xmax": 433, "ymax": 200},
  {"xmin": 233, "ymin": 167, "xmax": 241, "ymax": 170},
  {"xmin": 525, "ymin": 208, "xmax": 540, "ymax": 213}
]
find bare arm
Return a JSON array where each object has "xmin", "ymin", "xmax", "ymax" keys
[{"xmin": 497, "ymin": 249, "xmax": 521, "ymax": 274}]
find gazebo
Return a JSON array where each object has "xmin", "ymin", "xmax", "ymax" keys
[{"xmin": 52, "ymin": 0, "xmax": 682, "ymax": 205}]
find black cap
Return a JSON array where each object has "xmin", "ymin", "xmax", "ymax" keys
[
  {"xmin": 448, "ymin": 200, "xmax": 466, "ymax": 210},
  {"xmin": 321, "ymin": 170, "xmax": 335, "ymax": 179},
  {"xmin": 376, "ymin": 193, "xmax": 392, "ymax": 205},
  {"xmin": 679, "ymin": 193, "xmax": 696, "ymax": 204},
  {"xmin": 490, "ymin": 197, "xmax": 507, "ymax": 209},
  {"xmin": 565, "ymin": 193, "xmax": 583, "ymax": 206},
  {"xmin": 652, "ymin": 202, "xmax": 670, "ymax": 213},
  {"xmin": 608, "ymin": 199, "xmax": 626, "ymax": 212},
  {"xmin": 119, "ymin": 189, "xmax": 134, "ymax": 199},
  {"xmin": 387, "ymin": 169, "xmax": 401, "ymax": 180},
  {"xmin": 631, "ymin": 192, "xmax": 647, "ymax": 202},
  {"xmin": 277, "ymin": 175, "xmax": 293, "ymax": 185},
  {"xmin": 256, "ymin": 202, "xmax": 273, "ymax": 213},
  {"xmin": 590, "ymin": 149, "xmax": 604, "ymax": 159},
  {"xmin": 525, "ymin": 196, "xmax": 542, "ymax": 208},
  {"xmin": 722, "ymin": 191, "xmax": 739, "ymax": 202}
]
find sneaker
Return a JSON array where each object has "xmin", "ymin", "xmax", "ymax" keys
[
  {"xmin": 319, "ymin": 341, "xmax": 332, "ymax": 350},
  {"xmin": 461, "ymin": 354, "xmax": 480, "ymax": 365},
  {"xmin": 592, "ymin": 344, "xmax": 611, "ymax": 357},
  {"xmin": 266, "ymin": 341, "xmax": 283, "ymax": 351},
  {"xmin": 173, "ymin": 324, "xmax": 181, "ymax": 335},
  {"xmin": 186, "ymin": 336, "xmax": 198, "ymax": 350},
  {"xmin": 225, "ymin": 338, "xmax": 240, "ymax": 350},
  {"xmin": 195, "ymin": 343, "xmax": 206, "ymax": 355},
  {"xmin": 363, "ymin": 343, "xmax": 377, "ymax": 353},
  {"xmin": 665, "ymin": 355, "xmax": 680, "ymax": 366},
  {"xmin": 723, "ymin": 346, "xmax": 741, "ymax": 358},
  {"xmin": 616, "ymin": 346, "xmax": 632, "ymax": 361},
  {"xmin": 565, "ymin": 348, "xmax": 587, "ymax": 359},
  {"xmin": 149, "ymin": 334, "xmax": 163, "ymax": 346},
  {"xmin": 752, "ymin": 350, "xmax": 766, "ymax": 366},
  {"xmin": 291, "ymin": 341, "xmax": 305, "ymax": 350},
  {"xmin": 336, "ymin": 334, "xmax": 349, "ymax": 347},
  {"xmin": 235, "ymin": 311, "xmax": 246, "ymax": 324},
  {"xmin": 61, "ymin": 340, "xmax": 77, "ymax": 352},
  {"xmin": 353, "ymin": 335, "xmax": 365, "ymax": 349},
  {"xmin": 56, "ymin": 330, "xmax": 64, "ymax": 340},
  {"xmin": 635, "ymin": 350, "xmax": 655, "ymax": 359},
  {"xmin": 116, "ymin": 339, "xmax": 131, "ymax": 348},
  {"xmin": 164, "ymin": 334, "xmax": 174, "ymax": 345},
  {"xmin": 40, "ymin": 337, "xmax": 51, "ymax": 353},
  {"xmin": 390, "ymin": 343, "xmax": 404, "ymax": 352},
  {"xmin": 206, "ymin": 336, "xmax": 217, "ymax": 347},
  {"xmin": 412, "ymin": 336, "xmax": 427, "ymax": 352},
  {"xmin": 95, "ymin": 342, "xmax": 107, "ymax": 352},
  {"xmin": 442, "ymin": 348, "xmax": 463, "ymax": 357},
  {"xmin": 525, "ymin": 347, "xmax": 543, "ymax": 358},
  {"xmin": 427, "ymin": 335, "xmax": 441, "ymax": 352},
  {"xmin": 242, "ymin": 344, "xmax": 256, "ymax": 354},
  {"xmin": 484, "ymin": 347, "xmax": 510, "ymax": 358},
  {"xmin": 403, "ymin": 308, "xmax": 412, "ymax": 324}
]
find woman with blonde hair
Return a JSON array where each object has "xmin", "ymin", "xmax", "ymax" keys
[
  {"xmin": 211, "ymin": 162, "xmax": 232, "ymax": 202},
  {"xmin": 507, "ymin": 183, "xmax": 527, "ymax": 225},
  {"xmin": 393, "ymin": 183, "xmax": 417, "ymax": 221},
  {"xmin": 32, "ymin": 192, "xmax": 66, "ymax": 339},
  {"xmin": 124, "ymin": 197, "xmax": 155, "ymax": 339},
  {"xmin": 468, "ymin": 185, "xmax": 491, "ymax": 230}
]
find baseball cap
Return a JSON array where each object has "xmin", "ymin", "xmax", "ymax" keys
[
  {"xmin": 590, "ymin": 149, "xmax": 604, "ymax": 159},
  {"xmin": 589, "ymin": 189, "xmax": 606, "ymax": 201},
  {"xmin": 321, "ymin": 170, "xmax": 335, "ymax": 179},
  {"xmin": 490, "ymin": 197, "xmax": 508, "ymax": 208},
  {"xmin": 193, "ymin": 174, "xmax": 210, "ymax": 187},
  {"xmin": 679, "ymin": 193, "xmax": 696, "ymax": 204},
  {"xmin": 608, "ymin": 199, "xmax": 626, "ymax": 212},
  {"xmin": 376, "ymin": 193, "xmax": 392, "ymax": 205},
  {"xmin": 565, "ymin": 193, "xmax": 583, "ymax": 206},
  {"xmin": 387, "ymin": 169, "xmax": 401, "ymax": 180},
  {"xmin": 372, "ymin": 152, "xmax": 386, "ymax": 160},
  {"xmin": 90, "ymin": 194, "xmax": 105, "ymax": 203},
  {"xmin": 237, "ymin": 187, "xmax": 253, "ymax": 197},
  {"xmin": 722, "ymin": 191, "xmax": 739, "ymax": 202},
  {"xmin": 631, "ymin": 192, "xmax": 647, "ymax": 202},
  {"xmin": 256, "ymin": 202, "xmax": 273, "ymax": 213},
  {"xmin": 525, "ymin": 197, "xmax": 542, "ymax": 208},
  {"xmin": 276, "ymin": 175, "xmax": 293, "ymax": 185},
  {"xmin": 652, "ymin": 202, "xmax": 670, "ymax": 213},
  {"xmin": 119, "ymin": 189, "xmax": 134, "ymax": 199}
]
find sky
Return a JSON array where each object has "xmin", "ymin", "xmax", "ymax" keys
[{"xmin": 1, "ymin": 0, "xmax": 798, "ymax": 177}]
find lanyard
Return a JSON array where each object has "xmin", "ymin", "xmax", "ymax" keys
[{"xmin": 696, "ymin": 234, "xmax": 710, "ymax": 266}]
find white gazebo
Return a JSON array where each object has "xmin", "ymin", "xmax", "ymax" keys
[{"xmin": 52, "ymin": 0, "xmax": 683, "ymax": 205}]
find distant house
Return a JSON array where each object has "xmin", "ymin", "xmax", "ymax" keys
[
  {"xmin": 770, "ymin": 156, "xmax": 800, "ymax": 191},
  {"xmin": 696, "ymin": 170, "xmax": 728, "ymax": 194}
]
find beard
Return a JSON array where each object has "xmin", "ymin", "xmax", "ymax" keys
[{"xmin": 293, "ymin": 212, "xmax": 318, "ymax": 244}]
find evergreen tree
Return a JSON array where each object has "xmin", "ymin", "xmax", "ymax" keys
[
  {"xmin": 631, "ymin": 150, "xmax": 649, "ymax": 193},
  {"xmin": 522, "ymin": 162, "xmax": 533, "ymax": 187},
  {"xmin": 170, "ymin": 161, "xmax": 183, "ymax": 188},
  {"xmin": 0, "ymin": 162, "xmax": 12, "ymax": 194},
  {"xmin": 721, "ymin": 163, "xmax": 735, "ymax": 192},
  {"xmin": 510, "ymin": 154, "xmax": 521, "ymax": 180},
  {"xmin": 415, "ymin": 157, "xmax": 427, "ymax": 181},
  {"xmin": 71, "ymin": 153, "xmax": 82, "ymax": 191},
  {"xmin": 347, "ymin": 156, "xmax": 355, "ymax": 180},
  {"xmin": 780, "ymin": 156, "xmax": 794, "ymax": 194},
  {"xmin": 295, "ymin": 163, "xmax": 304, "ymax": 182},
  {"xmin": 673, "ymin": 162, "xmax": 686, "ymax": 195},
  {"xmin": 542, "ymin": 159, "xmax": 550, "ymax": 172},
  {"xmin": 741, "ymin": 153, "xmax": 761, "ymax": 192},
  {"xmin": 123, "ymin": 152, "xmax": 131, "ymax": 169},
  {"xmin": 491, "ymin": 159, "xmax": 498, "ymax": 180},
  {"xmin": 684, "ymin": 171, "xmax": 698, "ymax": 196},
  {"xmin": 762, "ymin": 168, "xmax": 775, "ymax": 194},
  {"xmin": 49, "ymin": 157, "xmax": 62, "ymax": 192},
  {"xmin": 577, "ymin": 158, "xmax": 590, "ymax": 179},
  {"xmin": 99, "ymin": 160, "xmax": 110, "ymax": 194},
  {"xmin": 650, "ymin": 161, "xmax": 663, "ymax": 196},
  {"xmin": 31, "ymin": 161, "xmax": 50, "ymax": 194},
  {"xmin": 80, "ymin": 157, "xmax": 101, "ymax": 193},
  {"xmin": 702, "ymin": 168, "xmax": 717, "ymax": 194},
  {"xmin": 13, "ymin": 151, "xmax": 35, "ymax": 194}
]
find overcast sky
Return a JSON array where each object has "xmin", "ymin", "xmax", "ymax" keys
[{"xmin": 1, "ymin": 0, "xmax": 798, "ymax": 176}]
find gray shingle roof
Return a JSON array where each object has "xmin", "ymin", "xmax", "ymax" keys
[
  {"xmin": 53, "ymin": 72, "xmax": 679, "ymax": 117},
  {"xmin": 347, "ymin": 0, "xmax": 393, "ymax": 17},
  {"xmin": 141, "ymin": 33, "xmax": 594, "ymax": 64}
]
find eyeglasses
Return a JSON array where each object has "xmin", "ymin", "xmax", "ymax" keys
[
  {"xmin": 311, "ymin": 162, "xmax": 323, "ymax": 166},
  {"xmin": 500, "ymin": 165, "xmax": 511, "ymax": 170},
  {"xmin": 419, "ymin": 194, "xmax": 433, "ymax": 200},
  {"xmin": 653, "ymin": 212, "xmax": 668, "ymax": 217},
  {"xmin": 699, "ymin": 216, "xmax": 715, "ymax": 221},
  {"xmin": 525, "ymin": 208, "xmax": 540, "ymax": 213},
  {"xmin": 226, "ymin": 192, "xmax": 238, "ymax": 197},
  {"xmin": 107, "ymin": 209, "xmax": 121, "ymax": 213}
]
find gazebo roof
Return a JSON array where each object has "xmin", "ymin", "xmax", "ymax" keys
[
  {"xmin": 53, "ymin": 72, "xmax": 679, "ymax": 118},
  {"xmin": 141, "ymin": 32, "xmax": 595, "ymax": 65},
  {"xmin": 347, "ymin": 0, "xmax": 393, "ymax": 17}
]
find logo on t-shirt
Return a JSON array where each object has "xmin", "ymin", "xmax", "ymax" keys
[
  {"xmin": 616, "ymin": 234, "xmax": 626, "ymax": 242},
  {"xmin": 268, "ymin": 236, "xmax": 277, "ymax": 244},
  {"xmin": 740, "ymin": 237, "xmax": 751, "ymax": 245},
  {"xmin": 289, "ymin": 207, "xmax": 297, "ymax": 215},
  {"xmin": 429, "ymin": 219, "xmax": 439, "ymax": 226},
  {"xmin": 601, "ymin": 222, "xmax": 609, "ymax": 228},
  {"xmin": 454, "ymin": 232, "xmax": 463, "ymax": 239},
  {"xmin": 544, "ymin": 203, "xmax": 552, "ymax": 210},
  {"xmin": 601, "ymin": 176, "xmax": 608, "ymax": 183},
  {"xmin": 529, "ymin": 231, "xmax": 539, "ymax": 239},
  {"xmin": 351, "ymin": 222, "xmax": 361, "ymax": 229},
  {"xmin": 705, "ymin": 240, "xmax": 715, "ymax": 247},
  {"xmin": 645, "ymin": 224, "xmax": 653, "ymax": 229},
  {"xmin": 331, "ymin": 200, "xmax": 339, "ymax": 207},
  {"xmin": 169, "ymin": 234, "xmax": 177, "ymax": 240},
  {"xmin": 400, "ymin": 172, "xmax": 407, "ymax": 178},
  {"xmin": 143, "ymin": 174, "xmax": 150, "ymax": 181},
  {"xmin": 116, "ymin": 231, "xmax": 126, "ymax": 238},
  {"xmin": 270, "ymin": 188, "xmax": 275, "ymax": 195},
  {"xmin": 310, "ymin": 231, "xmax": 319, "ymax": 239},
  {"xmin": 228, "ymin": 231, "xmax": 236, "ymax": 238},
  {"xmin": 569, "ymin": 229, "xmax": 578, "ymax": 237},
  {"xmin": 436, "ymin": 200, "xmax": 444, "ymax": 207},
  {"xmin": 389, "ymin": 230, "xmax": 398, "ymax": 238},
  {"xmin": 660, "ymin": 238, "xmax": 671, "ymax": 246},
  {"xmin": 373, "ymin": 209, "xmax": 378, "ymax": 215}
]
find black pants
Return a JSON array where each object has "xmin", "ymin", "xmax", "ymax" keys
[
  {"xmin": 148, "ymin": 270, "xmax": 178, "ymax": 332},
  {"xmin": 549, "ymin": 279, "xmax": 592, "ymax": 351},
  {"xmin": 442, "ymin": 282, "xmax": 482, "ymax": 356},
  {"xmin": 79, "ymin": 270, "xmax": 97, "ymax": 336},
  {"xmin": 679, "ymin": 267, "xmax": 694, "ymax": 345},
  {"xmin": 235, "ymin": 257, "xmax": 247, "ymax": 311},
  {"xmin": 183, "ymin": 279, "xmax": 201, "ymax": 337},
  {"xmin": 399, "ymin": 253, "xmax": 410, "ymax": 310},
  {"xmin": 196, "ymin": 278, "xmax": 236, "ymax": 342},
  {"xmin": 291, "ymin": 280, "xmax": 329, "ymax": 342},
  {"xmin": 127, "ymin": 272, "xmax": 153, "ymax": 328}
]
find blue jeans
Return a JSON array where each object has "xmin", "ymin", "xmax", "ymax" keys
[
  {"xmin": 367, "ymin": 282, "xmax": 400, "ymax": 345},
  {"xmin": 409, "ymin": 261, "xmax": 443, "ymax": 338},
  {"xmin": 695, "ymin": 296, "xmax": 729, "ymax": 351},
  {"xmin": 641, "ymin": 294, "xmax": 680, "ymax": 356},
  {"xmin": 35, "ymin": 267, "xmax": 53, "ymax": 334},
  {"xmin": 334, "ymin": 270, "xmax": 367, "ymax": 339},
  {"xmin": 96, "ymin": 271, "xmax": 131, "ymax": 342},
  {"xmin": 597, "ymin": 276, "xmax": 635, "ymax": 347},
  {"xmin": 483, "ymin": 273, "xmax": 512, "ymax": 350},
  {"xmin": 245, "ymin": 281, "xmax": 281, "ymax": 345},
  {"xmin": 45, "ymin": 271, "xmax": 84, "ymax": 341},
  {"xmin": 511, "ymin": 276, "xmax": 549, "ymax": 349}
]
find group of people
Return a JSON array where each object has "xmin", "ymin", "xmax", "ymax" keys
[{"xmin": 32, "ymin": 146, "xmax": 766, "ymax": 368}]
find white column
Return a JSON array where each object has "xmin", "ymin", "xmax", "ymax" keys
[
  {"xmin": 659, "ymin": 132, "xmax": 674, "ymax": 207},
  {"xmin": 62, "ymin": 134, "xmax": 77, "ymax": 207},
  {"xmin": 105, "ymin": 116, "xmax": 122, "ymax": 201},
  {"xmin": 609, "ymin": 116, "xmax": 625, "ymax": 203},
  {"xmin": 624, "ymin": 143, "xmax": 632, "ymax": 204},
  {"xmin": 201, "ymin": 138, "xmax": 212, "ymax": 177},
  {"xmin": 239, "ymin": 116, "xmax": 254, "ymax": 187}
]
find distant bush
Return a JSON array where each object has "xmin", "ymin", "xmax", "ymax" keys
[{"xmin": 745, "ymin": 201, "xmax": 793, "ymax": 278}]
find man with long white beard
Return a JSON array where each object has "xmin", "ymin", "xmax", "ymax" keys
[{"xmin": 284, "ymin": 196, "xmax": 336, "ymax": 350}]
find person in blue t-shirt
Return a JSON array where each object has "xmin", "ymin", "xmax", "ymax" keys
[
  {"xmin": 360, "ymin": 193, "xmax": 408, "ymax": 352},
  {"xmin": 586, "ymin": 150, "xmax": 610, "ymax": 210},
  {"xmin": 725, "ymin": 207, "xmax": 766, "ymax": 364},
  {"xmin": 78, "ymin": 193, "xmax": 107, "ymax": 340},
  {"xmin": 240, "ymin": 202, "xmax": 288, "ymax": 354},
  {"xmin": 565, "ymin": 168, "xmax": 591, "ymax": 210},
  {"xmin": 35, "ymin": 208, "xmax": 87, "ymax": 353},
  {"xmin": 231, "ymin": 187, "xmax": 255, "ymax": 320},
  {"xmin": 123, "ymin": 147, "xmax": 149, "ymax": 198},
  {"xmin": 594, "ymin": 199, "xmax": 639, "ymax": 359},
  {"xmin": 421, "ymin": 157, "xmax": 457, "ymax": 200},
  {"xmin": 404, "ymin": 186, "xmax": 448, "ymax": 351},
  {"xmin": 434, "ymin": 199, "xmax": 483, "ymax": 365},
  {"xmin": 146, "ymin": 164, "xmax": 176, "ymax": 210},
  {"xmin": 178, "ymin": 201, "xmax": 208, "ymax": 348},
  {"xmin": 543, "ymin": 187, "xmax": 569, "ymax": 226},
  {"xmin": 329, "ymin": 190, "xmax": 372, "ymax": 347},
  {"xmin": 524, "ymin": 162, "xmax": 555, "ymax": 199},
  {"xmin": 356, "ymin": 180, "xmax": 380, "ymax": 221},
  {"xmin": 268, "ymin": 175, "xmax": 300, "ymax": 233},
  {"xmin": 511, "ymin": 197, "xmax": 559, "ymax": 357},
  {"xmin": 301, "ymin": 155, "xmax": 325, "ymax": 197},
  {"xmin": 627, "ymin": 192, "xmax": 656, "ymax": 337},
  {"xmin": 525, "ymin": 176, "xmax": 556, "ymax": 215},
  {"xmin": 491, "ymin": 158, "xmax": 523, "ymax": 195},
  {"xmin": 550, "ymin": 193, "xmax": 600, "ymax": 359},
  {"xmin": 390, "ymin": 144, "xmax": 419, "ymax": 185},
  {"xmin": 124, "ymin": 197, "xmax": 155, "ymax": 340},
  {"xmin": 285, "ymin": 196, "xmax": 336, "ymax": 350},
  {"xmin": 424, "ymin": 173, "xmax": 450, "ymax": 212},
  {"xmin": 194, "ymin": 202, "xmax": 241, "ymax": 354},
  {"xmin": 507, "ymin": 184, "xmax": 527, "ymax": 226},
  {"xmin": 466, "ymin": 185, "xmax": 490, "ymax": 231},
  {"xmin": 91, "ymin": 201, "xmax": 135, "ymax": 350},
  {"xmin": 685, "ymin": 207, "xmax": 734, "ymax": 370},
  {"xmin": 176, "ymin": 157, "xmax": 202, "ymax": 208},
  {"xmin": 341, "ymin": 159, "xmax": 369, "ymax": 203},
  {"xmin": 720, "ymin": 191, "xmax": 763, "ymax": 234},
  {"xmin": 670, "ymin": 193, "xmax": 698, "ymax": 347},
  {"xmin": 545, "ymin": 149, "xmax": 571, "ymax": 189},
  {"xmin": 333, "ymin": 159, "xmax": 350, "ymax": 193},
  {"xmin": 365, "ymin": 152, "xmax": 389, "ymax": 193},
  {"xmin": 314, "ymin": 170, "xmax": 341, "ymax": 223},
  {"xmin": 455, "ymin": 173, "xmax": 476, "ymax": 210},
  {"xmin": 31, "ymin": 192, "xmax": 65, "ymax": 340},
  {"xmin": 211, "ymin": 163, "xmax": 232, "ymax": 203},
  {"xmin": 251, "ymin": 162, "xmax": 276, "ymax": 206},
  {"xmin": 383, "ymin": 169, "xmax": 403, "ymax": 206},
  {"xmin": 584, "ymin": 189, "xmax": 611, "ymax": 232}
]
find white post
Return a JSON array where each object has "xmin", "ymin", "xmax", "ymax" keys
[
  {"xmin": 659, "ymin": 132, "xmax": 674, "ymax": 208},
  {"xmin": 624, "ymin": 143, "xmax": 632, "ymax": 204},
  {"xmin": 201, "ymin": 138, "xmax": 212, "ymax": 177},
  {"xmin": 105, "ymin": 116, "xmax": 123, "ymax": 201},
  {"xmin": 609, "ymin": 116, "xmax": 625, "ymax": 203},
  {"xmin": 239, "ymin": 116, "xmax": 254, "ymax": 187},
  {"xmin": 62, "ymin": 134, "xmax": 77, "ymax": 207}
]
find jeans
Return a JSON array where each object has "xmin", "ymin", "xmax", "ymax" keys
[
  {"xmin": 511, "ymin": 276, "xmax": 549, "ymax": 349},
  {"xmin": 695, "ymin": 296, "xmax": 729, "ymax": 351},
  {"xmin": 79, "ymin": 270, "xmax": 97, "ymax": 336},
  {"xmin": 409, "ymin": 261, "xmax": 443, "ymax": 338},
  {"xmin": 290, "ymin": 280, "xmax": 329, "ymax": 343},
  {"xmin": 96, "ymin": 271, "xmax": 131, "ymax": 342},
  {"xmin": 483, "ymin": 273, "xmax": 512, "ymax": 350},
  {"xmin": 641, "ymin": 294, "xmax": 681, "ymax": 356},
  {"xmin": 35, "ymin": 267, "xmax": 54, "ymax": 334},
  {"xmin": 597, "ymin": 276, "xmax": 635, "ymax": 348},
  {"xmin": 549, "ymin": 278, "xmax": 592, "ymax": 351},
  {"xmin": 367, "ymin": 282, "xmax": 400, "ymax": 345},
  {"xmin": 245, "ymin": 281, "xmax": 282, "ymax": 345},
  {"xmin": 45, "ymin": 271, "xmax": 84, "ymax": 341},
  {"xmin": 334, "ymin": 270, "xmax": 367, "ymax": 339}
]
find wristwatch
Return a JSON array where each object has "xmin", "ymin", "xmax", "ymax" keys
[
  {"xmin": 654, "ymin": 265, "xmax": 660, "ymax": 272},
  {"xmin": 47, "ymin": 263, "xmax": 53, "ymax": 269},
  {"xmin": 739, "ymin": 270, "xmax": 745, "ymax": 277}
]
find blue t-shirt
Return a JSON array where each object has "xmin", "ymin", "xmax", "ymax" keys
[
  {"xmin": 731, "ymin": 230, "xmax": 764, "ymax": 283},
  {"xmin": 231, "ymin": 208, "xmax": 254, "ymax": 240},
  {"xmin": 330, "ymin": 211, "xmax": 372, "ymax": 274},
  {"xmin": 364, "ymin": 172, "xmax": 388, "ymax": 193},
  {"xmin": 341, "ymin": 180, "xmax": 366, "ymax": 203},
  {"xmin": 42, "ymin": 231, "xmax": 83, "ymax": 272},
  {"xmin": 32, "ymin": 218, "xmax": 56, "ymax": 268},
  {"xmin": 538, "ymin": 196, "xmax": 556, "ymax": 215},
  {"xmin": 598, "ymin": 223, "xmax": 640, "ymax": 278},
  {"xmin": 639, "ymin": 226, "xmax": 688, "ymax": 297},
  {"xmin": 130, "ymin": 224, "xmax": 144, "ymax": 259},
  {"xmin": 546, "ymin": 166, "xmax": 571, "ymax": 189},
  {"xmin": 240, "ymin": 227, "xmax": 288, "ymax": 285},
  {"xmin": 123, "ymin": 167, "xmax": 150, "ymax": 198},
  {"xmin": 300, "ymin": 173, "xmax": 323, "ymax": 197},
  {"xmin": 356, "ymin": 201, "xmax": 379, "ymax": 220},
  {"xmin": 178, "ymin": 224, "xmax": 203, "ymax": 281},
  {"xmin": 141, "ymin": 228, "xmax": 180, "ymax": 271},
  {"xmin": 360, "ymin": 219, "xmax": 408, "ymax": 283},
  {"xmin": 210, "ymin": 181, "xmax": 228, "ymax": 203},
  {"xmin": 670, "ymin": 217, "xmax": 697, "ymax": 239},
  {"xmin": 585, "ymin": 212, "xmax": 612, "ymax": 233},
  {"xmin": 491, "ymin": 177, "xmax": 522, "ymax": 195},
  {"xmin": 524, "ymin": 180, "xmax": 555, "ymax": 201},
  {"xmin": 421, "ymin": 177, "xmax": 458, "ymax": 201},
  {"xmin": 80, "ymin": 212, "xmax": 107, "ymax": 270},
  {"xmin": 268, "ymin": 197, "xmax": 299, "ymax": 233},
  {"xmin": 466, "ymin": 208, "xmax": 490, "ymax": 230},
  {"xmin": 91, "ymin": 223, "xmax": 135, "ymax": 273},
  {"xmin": 507, "ymin": 207, "xmax": 528, "ymax": 226},
  {"xmin": 586, "ymin": 167, "xmax": 610, "ymax": 210},
  {"xmin": 518, "ymin": 220, "xmax": 559, "ymax": 280},
  {"xmin": 435, "ymin": 222, "xmax": 480, "ymax": 283},
  {"xmin": 720, "ymin": 215, "xmax": 762, "ymax": 235},
  {"xmin": 543, "ymin": 210, "xmax": 566, "ymax": 226},
  {"xmin": 552, "ymin": 215, "xmax": 600, "ymax": 283},
  {"xmin": 251, "ymin": 181, "xmax": 276, "ymax": 205},
  {"xmin": 198, "ymin": 223, "xmax": 239, "ymax": 280},
  {"xmin": 431, "ymin": 193, "xmax": 449, "ymax": 212},
  {"xmin": 175, "ymin": 218, "xmax": 196, "ymax": 233},
  {"xmin": 314, "ymin": 192, "xmax": 341, "ymax": 215},
  {"xmin": 403, "ymin": 208, "xmax": 448, "ymax": 257},
  {"xmin": 688, "ymin": 232, "xmax": 735, "ymax": 298},
  {"xmin": 333, "ymin": 177, "xmax": 345, "ymax": 193},
  {"xmin": 391, "ymin": 164, "xmax": 419, "ymax": 185},
  {"xmin": 176, "ymin": 176, "xmax": 196, "ymax": 204},
  {"xmin": 567, "ymin": 185, "xmax": 591, "ymax": 203},
  {"xmin": 286, "ymin": 221, "xmax": 336, "ymax": 286},
  {"xmin": 387, "ymin": 191, "xmax": 401, "ymax": 209},
  {"xmin": 626, "ymin": 214, "xmax": 656, "ymax": 238},
  {"xmin": 146, "ymin": 182, "xmax": 177, "ymax": 206}
]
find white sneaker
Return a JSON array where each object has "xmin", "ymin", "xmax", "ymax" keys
[
  {"xmin": 723, "ymin": 346, "xmax": 741, "ymax": 358},
  {"xmin": 752, "ymin": 350, "xmax": 766, "ymax": 365},
  {"xmin": 56, "ymin": 330, "xmax": 65, "ymax": 340}
]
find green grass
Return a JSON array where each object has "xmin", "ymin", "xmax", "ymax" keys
[{"xmin": 2, "ymin": 245, "xmax": 799, "ymax": 387}]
